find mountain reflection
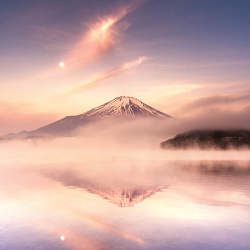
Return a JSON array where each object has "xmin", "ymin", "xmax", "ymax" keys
[
  {"xmin": 1, "ymin": 157, "xmax": 250, "ymax": 250},
  {"xmin": 43, "ymin": 170, "xmax": 168, "ymax": 207}
]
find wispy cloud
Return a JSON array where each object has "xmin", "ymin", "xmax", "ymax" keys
[
  {"xmin": 176, "ymin": 92, "xmax": 250, "ymax": 117},
  {"xmin": 62, "ymin": 2, "xmax": 144, "ymax": 72},
  {"xmin": 13, "ymin": 1, "xmax": 145, "ymax": 85},
  {"xmin": 30, "ymin": 25, "xmax": 72, "ymax": 50},
  {"xmin": 147, "ymin": 84, "xmax": 200, "ymax": 97},
  {"xmin": 63, "ymin": 56, "xmax": 147, "ymax": 97},
  {"xmin": 151, "ymin": 60, "xmax": 250, "ymax": 69}
]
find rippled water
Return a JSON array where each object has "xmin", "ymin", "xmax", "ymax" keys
[{"xmin": 1, "ymin": 140, "xmax": 250, "ymax": 249}]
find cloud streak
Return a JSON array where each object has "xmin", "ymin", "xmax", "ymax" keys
[
  {"xmin": 63, "ymin": 56, "xmax": 147, "ymax": 97},
  {"xmin": 11, "ymin": 1, "xmax": 144, "ymax": 85},
  {"xmin": 151, "ymin": 60, "xmax": 250, "ymax": 69},
  {"xmin": 177, "ymin": 92, "xmax": 250, "ymax": 117},
  {"xmin": 62, "ymin": 1, "xmax": 144, "ymax": 72}
]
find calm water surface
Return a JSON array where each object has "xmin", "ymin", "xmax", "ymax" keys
[{"xmin": 1, "ymin": 146, "xmax": 250, "ymax": 250}]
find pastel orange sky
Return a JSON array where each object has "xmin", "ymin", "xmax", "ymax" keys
[{"xmin": 1, "ymin": 0, "xmax": 250, "ymax": 134}]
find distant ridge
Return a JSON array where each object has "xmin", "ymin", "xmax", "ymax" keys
[
  {"xmin": 160, "ymin": 129, "xmax": 250, "ymax": 150},
  {"xmin": 2, "ymin": 96, "xmax": 172, "ymax": 139}
]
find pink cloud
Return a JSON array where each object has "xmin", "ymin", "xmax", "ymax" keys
[
  {"xmin": 63, "ymin": 56, "xmax": 148, "ymax": 96},
  {"xmin": 176, "ymin": 92, "xmax": 250, "ymax": 117},
  {"xmin": 62, "ymin": 2, "xmax": 143, "ymax": 72}
]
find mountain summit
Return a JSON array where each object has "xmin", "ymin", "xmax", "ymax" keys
[
  {"xmin": 3, "ymin": 96, "xmax": 171, "ymax": 138},
  {"xmin": 80, "ymin": 96, "xmax": 171, "ymax": 120}
]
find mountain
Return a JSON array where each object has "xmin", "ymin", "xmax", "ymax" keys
[
  {"xmin": 160, "ymin": 129, "xmax": 250, "ymax": 150},
  {"xmin": 3, "ymin": 96, "xmax": 172, "ymax": 139}
]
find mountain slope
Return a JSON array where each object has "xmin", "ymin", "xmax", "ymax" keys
[{"xmin": 3, "ymin": 96, "xmax": 172, "ymax": 138}]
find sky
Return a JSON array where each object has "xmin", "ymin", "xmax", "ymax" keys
[{"xmin": 1, "ymin": 0, "xmax": 250, "ymax": 134}]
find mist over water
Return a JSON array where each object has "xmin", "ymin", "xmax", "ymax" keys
[{"xmin": 1, "ymin": 119, "xmax": 250, "ymax": 249}]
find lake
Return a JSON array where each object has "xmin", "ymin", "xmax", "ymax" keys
[{"xmin": 1, "ymin": 139, "xmax": 250, "ymax": 250}]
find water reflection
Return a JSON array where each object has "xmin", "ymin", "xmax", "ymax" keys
[
  {"xmin": 44, "ymin": 170, "xmax": 168, "ymax": 207},
  {"xmin": 1, "ymin": 157, "xmax": 250, "ymax": 249}
]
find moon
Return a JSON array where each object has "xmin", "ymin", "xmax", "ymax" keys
[{"xmin": 59, "ymin": 62, "xmax": 65, "ymax": 68}]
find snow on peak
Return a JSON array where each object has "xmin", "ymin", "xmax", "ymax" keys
[
  {"xmin": 111, "ymin": 96, "xmax": 144, "ymax": 107},
  {"xmin": 80, "ymin": 96, "xmax": 171, "ymax": 120}
]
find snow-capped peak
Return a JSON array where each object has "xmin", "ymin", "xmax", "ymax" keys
[
  {"xmin": 5, "ymin": 96, "xmax": 172, "ymax": 138},
  {"xmin": 80, "ymin": 96, "xmax": 171, "ymax": 120},
  {"xmin": 112, "ymin": 96, "xmax": 144, "ymax": 107}
]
